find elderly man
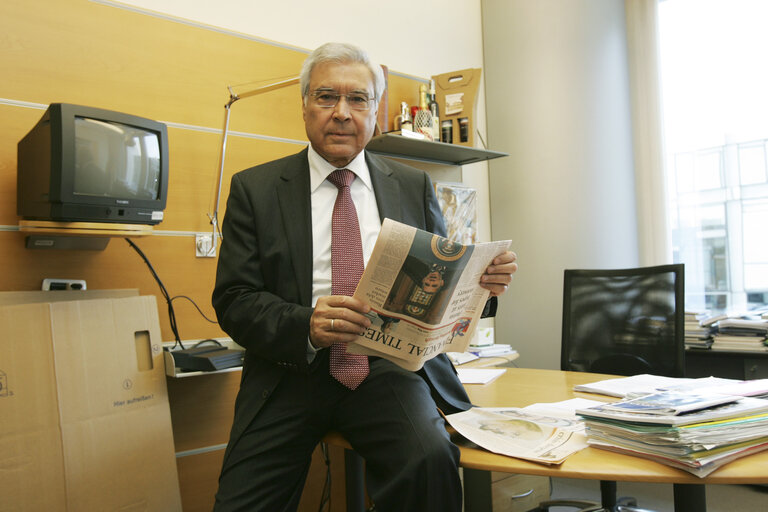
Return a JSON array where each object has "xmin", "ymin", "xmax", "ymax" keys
[{"xmin": 212, "ymin": 41, "xmax": 518, "ymax": 512}]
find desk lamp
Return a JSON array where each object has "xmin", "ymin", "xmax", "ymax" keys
[{"xmin": 206, "ymin": 76, "xmax": 300, "ymax": 255}]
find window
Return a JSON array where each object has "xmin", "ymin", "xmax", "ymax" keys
[{"xmin": 659, "ymin": 0, "xmax": 768, "ymax": 312}]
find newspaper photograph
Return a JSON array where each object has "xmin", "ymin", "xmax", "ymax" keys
[
  {"xmin": 349, "ymin": 218, "xmax": 512, "ymax": 371},
  {"xmin": 445, "ymin": 407, "xmax": 589, "ymax": 465}
]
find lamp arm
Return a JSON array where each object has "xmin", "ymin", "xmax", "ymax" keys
[{"xmin": 208, "ymin": 76, "xmax": 300, "ymax": 247}]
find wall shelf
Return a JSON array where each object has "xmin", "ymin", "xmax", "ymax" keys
[
  {"xmin": 18, "ymin": 220, "xmax": 153, "ymax": 250},
  {"xmin": 365, "ymin": 133, "xmax": 508, "ymax": 166}
]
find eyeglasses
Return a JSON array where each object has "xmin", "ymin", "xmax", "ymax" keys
[{"xmin": 309, "ymin": 89, "xmax": 374, "ymax": 111}]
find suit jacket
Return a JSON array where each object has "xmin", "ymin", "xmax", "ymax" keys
[{"xmin": 213, "ymin": 147, "xmax": 477, "ymax": 452}]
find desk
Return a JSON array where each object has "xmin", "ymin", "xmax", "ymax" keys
[
  {"xmin": 686, "ymin": 348, "xmax": 768, "ymax": 379},
  {"xmin": 460, "ymin": 368, "xmax": 768, "ymax": 512}
]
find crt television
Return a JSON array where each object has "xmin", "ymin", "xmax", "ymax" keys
[{"xmin": 17, "ymin": 103, "xmax": 169, "ymax": 225}]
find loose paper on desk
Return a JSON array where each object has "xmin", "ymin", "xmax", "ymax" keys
[
  {"xmin": 445, "ymin": 404, "xmax": 590, "ymax": 465},
  {"xmin": 349, "ymin": 218, "xmax": 512, "ymax": 371},
  {"xmin": 456, "ymin": 368, "xmax": 505, "ymax": 384},
  {"xmin": 573, "ymin": 374, "xmax": 739, "ymax": 398}
]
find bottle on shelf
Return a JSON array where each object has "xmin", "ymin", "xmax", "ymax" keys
[
  {"xmin": 413, "ymin": 84, "xmax": 434, "ymax": 140},
  {"xmin": 428, "ymin": 79, "xmax": 440, "ymax": 142},
  {"xmin": 441, "ymin": 120, "xmax": 453, "ymax": 144},
  {"xmin": 395, "ymin": 101, "xmax": 413, "ymax": 133}
]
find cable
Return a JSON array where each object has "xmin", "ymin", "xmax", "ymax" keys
[
  {"xmin": 125, "ymin": 238, "xmax": 184, "ymax": 350},
  {"xmin": 317, "ymin": 442, "xmax": 332, "ymax": 512},
  {"xmin": 171, "ymin": 294, "xmax": 219, "ymax": 324}
]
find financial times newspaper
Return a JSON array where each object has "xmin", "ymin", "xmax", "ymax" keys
[
  {"xmin": 349, "ymin": 218, "xmax": 512, "ymax": 371},
  {"xmin": 445, "ymin": 406, "xmax": 589, "ymax": 465}
]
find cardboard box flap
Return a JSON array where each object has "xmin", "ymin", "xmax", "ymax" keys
[
  {"xmin": 0, "ymin": 295, "xmax": 181, "ymax": 511},
  {"xmin": 49, "ymin": 296, "xmax": 167, "ymax": 423}
]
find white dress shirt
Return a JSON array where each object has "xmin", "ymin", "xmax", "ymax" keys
[
  {"xmin": 306, "ymin": 146, "xmax": 382, "ymax": 357},
  {"xmin": 308, "ymin": 145, "xmax": 382, "ymax": 307}
]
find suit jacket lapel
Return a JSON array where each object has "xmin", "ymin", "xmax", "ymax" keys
[
  {"xmin": 367, "ymin": 153, "xmax": 401, "ymax": 223},
  {"xmin": 277, "ymin": 149, "xmax": 313, "ymax": 307}
]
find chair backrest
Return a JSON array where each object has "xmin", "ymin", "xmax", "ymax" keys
[{"xmin": 561, "ymin": 264, "xmax": 685, "ymax": 378}]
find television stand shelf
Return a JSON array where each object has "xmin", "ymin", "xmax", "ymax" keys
[
  {"xmin": 19, "ymin": 220, "xmax": 154, "ymax": 236},
  {"xmin": 19, "ymin": 220, "xmax": 153, "ymax": 250}
]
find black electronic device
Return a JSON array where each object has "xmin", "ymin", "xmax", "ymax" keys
[
  {"xmin": 170, "ymin": 346, "xmax": 244, "ymax": 372},
  {"xmin": 17, "ymin": 103, "xmax": 169, "ymax": 225}
]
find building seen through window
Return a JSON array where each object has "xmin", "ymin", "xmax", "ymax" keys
[{"xmin": 659, "ymin": 0, "xmax": 768, "ymax": 312}]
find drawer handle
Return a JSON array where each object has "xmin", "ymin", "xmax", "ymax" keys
[{"xmin": 509, "ymin": 489, "xmax": 535, "ymax": 499}]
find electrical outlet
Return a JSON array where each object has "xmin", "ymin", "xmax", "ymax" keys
[
  {"xmin": 42, "ymin": 278, "xmax": 87, "ymax": 291},
  {"xmin": 195, "ymin": 233, "xmax": 216, "ymax": 258}
]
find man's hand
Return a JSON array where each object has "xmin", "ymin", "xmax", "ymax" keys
[
  {"xmin": 309, "ymin": 295, "xmax": 371, "ymax": 349},
  {"xmin": 480, "ymin": 251, "xmax": 518, "ymax": 297}
]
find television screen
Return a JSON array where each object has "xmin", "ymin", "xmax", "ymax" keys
[
  {"xmin": 17, "ymin": 103, "xmax": 169, "ymax": 225},
  {"xmin": 73, "ymin": 117, "xmax": 161, "ymax": 200}
]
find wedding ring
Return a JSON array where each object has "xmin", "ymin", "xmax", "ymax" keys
[{"xmin": 331, "ymin": 319, "xmax": 335, "ymax": 332}]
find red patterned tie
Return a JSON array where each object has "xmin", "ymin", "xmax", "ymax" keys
[{"xmin": 327, "ymin": 169, "xmax": 369, "ymax": 390}]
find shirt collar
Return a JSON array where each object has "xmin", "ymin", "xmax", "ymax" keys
[{"xmin": 308, "ymin": 146, "xmax": 373, "ymax": 193}]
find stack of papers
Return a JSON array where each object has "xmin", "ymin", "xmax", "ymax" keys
[
  {"xmin": 576, "ymin": 390, "xmax": 768, "ymax": 477},
  {"xmin": 711, "ymin": 317, "xmax": 768, "ymax": 352},
  {"xmin": 468, "ymin": 343, "xmax": 516, "ymax": 357},
  {"xmin": 685, "ymin": 310, "xmax": 714, "ymax": 349}
]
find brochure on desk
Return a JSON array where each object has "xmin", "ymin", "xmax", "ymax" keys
[
  {"xmin": 349, "ymin": 218, "xmax": 512, "ymax": 371},
  {"xmin": 600, "ymin": 391, "xmax": 739, "ymax": 415},
  {"xmin": 577, "ymin": 396, "xmax": 768, "ymax": 426}
]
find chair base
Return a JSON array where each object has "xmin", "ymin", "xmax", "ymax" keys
[
  {"xmin": 527, "ymin": 498, "xmax": 603, "ymax": 511},
  {"xmin": 529, "ymin": 495, "xmax": 640, "ymax": 512}
]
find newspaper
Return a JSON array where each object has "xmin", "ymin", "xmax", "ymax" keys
[
  {"xmin": 445, "ymin": 406, "xmax": 590, "ymax": 465},
  {"xmin": 349, "ymin": 218, "xmax": 512, "ymax": 371}
]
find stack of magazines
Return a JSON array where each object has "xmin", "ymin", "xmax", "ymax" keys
[
  {"xmin": 684, "ymin": 310, "xmax": 714, "ymax": 350},
  {"xmin": 711, "ymin": 317, "xmax": 768, "ymax": 352},
  {"xmin": 576, "ymin": 388, "xmax": 768, "ymax": 477}
]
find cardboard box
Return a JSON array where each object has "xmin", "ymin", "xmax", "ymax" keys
[
  {"xmin": 0, "ymin": 295, "xmax": 182, "ymax": 511},
  {"xmin": 432, "ymin": 68, "xmax": 482, "ymax": 147}
]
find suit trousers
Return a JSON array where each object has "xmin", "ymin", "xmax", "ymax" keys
[{"xmin": 213, "ymin": 351, "xmax": 462, "ymax": 512}]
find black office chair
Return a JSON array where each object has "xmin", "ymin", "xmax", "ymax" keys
[{"xmin": 532, "ymin": 264, "xmax": 685, "ymax": 512}]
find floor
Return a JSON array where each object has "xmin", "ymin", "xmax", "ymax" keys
[{"xmin": 548, "ymin": 477, "xmax": 768, "ymax": 512}]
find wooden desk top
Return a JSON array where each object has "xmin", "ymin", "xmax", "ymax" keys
[{"xmin": 460, "ymin": 367, "xmax": 768, "ymax": 485}]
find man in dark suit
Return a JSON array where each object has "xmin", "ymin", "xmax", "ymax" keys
[{"xmin": 212, "ymin": 42, "xmax": 517, "ymax": 512}]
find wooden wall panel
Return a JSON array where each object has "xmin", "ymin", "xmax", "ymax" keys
[
  {"xmin": 0, "ymin": 0, "xmax": 307, "ymax": 140},
  {"xmin": 0, "ymin": 2, "xmax": 424, "ymax": 511},
  {"xmin": 176, "ymin": 442, "xmax": 348, "ymax": 512}
]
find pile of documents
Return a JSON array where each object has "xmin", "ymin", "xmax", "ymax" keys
[
  {"xmin": 684, "ymin": 310, "xmax": 714, "ymax": 349},
  {"xmin": 685, "ymin": 310, "xmax": 768, "ymax": 351},
  {"xmin": 710, "ymin": 317, "xmax": 768, "ymax": 352},
  {"xmin": 575, "ymin": 375, "xmax": 768, "ymax": 476}
]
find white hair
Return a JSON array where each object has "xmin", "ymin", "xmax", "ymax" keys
[{"xmin": 299, "ymin": 42, "xmax": 385, "ymax": 102}]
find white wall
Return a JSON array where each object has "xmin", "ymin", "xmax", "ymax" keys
[
  {"xmin": 115, "ymin": 0, "xmax": 494, "ymax": 242},
  {"xmin": 482, "ymin": 0, "xmax": 639, "ymax": 369}
]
